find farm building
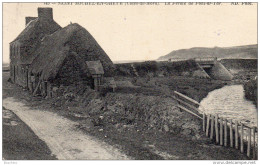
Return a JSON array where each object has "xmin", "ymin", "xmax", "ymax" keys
[
  {"xmin": 10, "ymin": 8, "xmax": 115, "ymax": 96},
  {"xmin": 9, "ymin": 8, "xmax": 61, "ymax": 88},
  {"xmin": 29, "ymin": 23, "xmax": 114, "ymax": 96}
]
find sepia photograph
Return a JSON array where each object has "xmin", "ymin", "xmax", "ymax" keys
[{"xmin": 1, "ymin": 2, "xmax": 258, "ymax": 161}]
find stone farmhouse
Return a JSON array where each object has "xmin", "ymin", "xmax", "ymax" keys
[{"xmin": 9, "ymin": 7, "xmax": 114, "ymax": 97}]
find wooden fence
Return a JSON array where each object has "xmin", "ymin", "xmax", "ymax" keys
[
  {"xmin": 173, "ymin": 91, "xmax": 258, "ymax": 160},
  {"xmin": 173, "ymin": 91, "xmax": 202, "ymax": 119}
]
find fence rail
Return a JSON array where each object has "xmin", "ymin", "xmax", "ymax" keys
[
  {"xmin": 173, "ymin": 90, "xmax": 258, "ymax": 159},
  {"xmin": 173, "ymin": 91, "xmax": 202, "ymax": 118},
  {"xmin": 194, "ymin": 57, "xmax": 217, "ymax": 62}
]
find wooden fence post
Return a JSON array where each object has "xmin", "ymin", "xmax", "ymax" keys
[
  {"xmin": 203, "ymin": 113, "xmax": 206, "ymax": 132},
  {"xmin": 176, "ymin": 95, "xmax": 182, "ymax": 112},
  {"xmin": 247, "ymin": 128, "xmax": 251, "ymax": 157},
  {"xmin": 210, "ymin": 115, "xmax": 214, "ymax": 139},
  {"xmin": 33, "ymin": 80, "xmax": 42, "ymax": 96},
  {"xmin": 224, "ymin": 119, "xmax": 227, "ymax": 147},
  {"xmin": 252, "ymin": 127, "xmax": 256, "ymax": 159},
  {"xmin": 235, "ymin": 121, "xmax": 239, "ymax": 149},
  {"xmin": 229, "ymin": 119, "xmax": 233, "ymax": 148},
  {"xmin": 220, "ymin": 117, "xmax": 223, "ymax": 146},
  {"xmin": 47, "ymin": 82, "xmax": 52, "ymax": 98},
  {"xmin": 240, "ymin": 123, "xmax": 244, "ymax": 153},
  {"xmin": 215, "ymin": 114, "xmax": 219, "ymax": 144},
  {"xmin": 206, "ymin": 114, "xmax": 210, "ymax": 137}
]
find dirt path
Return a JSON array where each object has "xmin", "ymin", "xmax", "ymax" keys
[{"xmin": 3, "ymin": 97, "xmax": 129, "ymax": 160}]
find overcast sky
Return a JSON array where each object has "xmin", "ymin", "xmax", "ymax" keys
[{"xmin": 3, "ymin": 2, "xmax": 257, "ymax": 63}]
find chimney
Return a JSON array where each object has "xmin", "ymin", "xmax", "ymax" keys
[
  {"xmin": 25, "ymin": 17, "xmax": 37, "ymax": 26},
  {"xmin": 38, "ymin": 7, "xmax": 53, "ymax": 20}
]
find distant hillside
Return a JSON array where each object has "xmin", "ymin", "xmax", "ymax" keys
[{"xmin": 158, "ymin": 44, "xmax": 257, "ymax": 61}]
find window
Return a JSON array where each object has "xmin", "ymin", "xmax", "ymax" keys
[
  {"xmin": 17, "ymin": 45, "xmax": 20, "ymax": 56},
  {"xmin": 16, "ymin": 45, "xmax": 18, "ymax": 57},
  {"xmin": 12, "ymin": 45, "xmax": 15, "ymax": 58},
  {"xmin": 98, "ymin": 77, "xmax": 101, "ymax": 85},
  {"xmin": 10, "ymin": 45, "xmax": 12, "ymax": 58}
]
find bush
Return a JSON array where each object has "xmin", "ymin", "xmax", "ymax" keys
[
  {"xmin": 114, "ymin": 60, "xmax": 199, "ymax": 77},
  {"xmin": 171, "ymin": 60, "xmax": 198, "ymax": 73},
  {"xmin": 114, "ymin": 63, "xmax": 135, "ymax": 76},
  {"xmin": 135, "ymin": 61, "xmax": 159, "ymax": 76},
  {"xmin": 244, "ymin": 79, "xmax": 257, "ymax": 107}
]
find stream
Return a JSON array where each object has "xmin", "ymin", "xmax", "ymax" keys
[{"xmin": 199, "ymin": 85, "xmax": 257, "ymax": 127}]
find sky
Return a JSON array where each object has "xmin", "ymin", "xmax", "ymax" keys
[{"xmin": 2, "ymin": 2, "xmax": 257, "ymax": 63}]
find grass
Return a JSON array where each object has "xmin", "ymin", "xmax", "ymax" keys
[
  {"xmin": 220, "ymin": 59, "xmax": 257, "ymax": 71},
  {"xmin": 77, "ymin": 117, "xmax": 248, "ymax": 160},
  {"xmin": 114, "ymin": 60, "xmax": 199, "ymax": 77},
  {"xmin": 2, "ymin": 71, "xmax": 250, "ymax": 160},
  {"xmin": 2, "ymin": 108, "xmax": 57, "ymax": 160},
  {"xmin": 128, "ymin": 76, "xmax": 226, "ymax": 102}
]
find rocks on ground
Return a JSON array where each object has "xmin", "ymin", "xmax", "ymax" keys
[{"xmin": 43, "ymin": 81, "xmax": 203, "ymax": 139}]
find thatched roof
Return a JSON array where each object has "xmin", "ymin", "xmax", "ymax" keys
[
  {"xmin": 86, "ymin": 60, "xmax": 104, "ymax": 75},
  {"xmin": 30, "ymin": 23, "xmax": 114, "ymax": 81},
  {"xmin": 10, "ymin": 18, "xmax": 61, "ymax": 64}
]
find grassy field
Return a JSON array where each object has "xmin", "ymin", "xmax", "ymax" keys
[
  {"xmin": 2, "ymin": 71, "xmax": 250, "ymax": 160},
  {"xmin": 115, "ymin": 60, "xmax": 199, "ymax": 77}
]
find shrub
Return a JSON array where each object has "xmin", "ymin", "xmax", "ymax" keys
[
  {"xmin": 135, "ymin": 61, "xmax": 159, "ymax": 76},
  {"xmin": 244, "ymin": 79, "xmax": 257, "ymax": 107}
]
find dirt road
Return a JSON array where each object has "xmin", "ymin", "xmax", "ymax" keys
[{"xmin": 3, "ymin": 97, "xmax": 129, "ymax": 160}]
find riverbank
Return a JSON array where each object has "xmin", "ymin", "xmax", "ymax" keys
[
  {"xmin": 3, "ymin": 71, "xmax": 249, "ymax": 160},
  {"xmin": 243, "ymin": 79, "xmax": 257, "ymax": 107}
]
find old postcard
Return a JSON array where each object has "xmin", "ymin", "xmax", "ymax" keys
[{"xmin": 2, "ymin": 2, "xmax": 258, "ymax": 162}]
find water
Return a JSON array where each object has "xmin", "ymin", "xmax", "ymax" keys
[{"xmin": 199, "ymin": 85, "xmax": 257, "ymax": 127}]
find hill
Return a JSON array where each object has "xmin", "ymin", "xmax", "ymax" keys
[{"xmin": 158, "ymin": 44, "xmax": 257, "ymax": 61}]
